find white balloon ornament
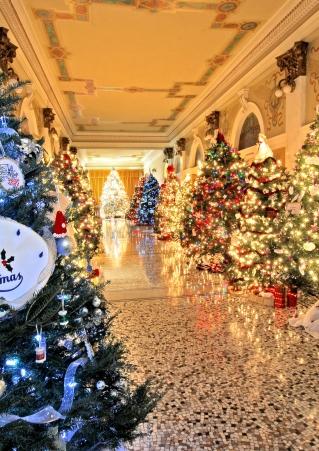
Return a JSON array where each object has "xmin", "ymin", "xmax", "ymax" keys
[{"xmin": 0, "ymin": 217, "xmax": 55, "ymax": 310}]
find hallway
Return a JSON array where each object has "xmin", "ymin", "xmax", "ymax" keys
[{"xmin": 99, "ymin": 221, "xmax": 319, "ymax": 451}]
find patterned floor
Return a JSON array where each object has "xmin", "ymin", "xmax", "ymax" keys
[{"xmin": 99, "ymin": 220, "xmax": 319, "ymax": 451}]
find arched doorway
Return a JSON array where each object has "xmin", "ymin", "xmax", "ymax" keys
[{"xmin": 238, "ymin": 113, "xmax": 261, "ymax": 150}]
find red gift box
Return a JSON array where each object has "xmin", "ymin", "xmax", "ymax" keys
[{"xmin": 265, "ymin": 286, "xmax": 298, "ymax": 308}]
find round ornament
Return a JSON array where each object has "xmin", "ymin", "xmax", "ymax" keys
[
  {"xmin": 96, "ymin": 380, "xmax": 106, "ymax": 390},
  {"xmin": 94, "ymin": 308, "xmax": 103, "ymax": 317},
  {"xmin": 93, "ymin": 296, "xmax": 101, "ymax": 307},
  {"xmin": 80, "ymin": 307, "xmax": 89, "ymax": 317},
  {"xmin": 0, "ymin": 217, "xmax": 52, "ymax": 310},
  {"xmin": 303, "ymin": 242, "xmax": 316, "ymax": 252},
  {"xmin": 0, "ymin": 157, "xmax": 25, "ymax": 192}
]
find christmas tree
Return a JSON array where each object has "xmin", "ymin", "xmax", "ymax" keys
[
  {"xmin": 126, "ymin": 174, "xmax": 147, "ymax": 223},
  {"xmin": 273, "ymin": 116, "xmax": 319, "ymax": 295},
  {"xmin": 0, "ymin": 72, "xmax": 155, "ymax": 449},
  {"xmin": 138, "ymin": 173, "xmax": 160, "ymax": 225},
  {"xmin": 154, "ymin": 165, "xmax": 180, "ymax": 240},
  {"xmin": 52, "ymin": 146, "xmax": 101, "ymax": 261},
  {"xmin": 183, "ymin": 132, "xmax": 247, "ymax": 271},
  {"xmin": 227, "ymin": 134, "xmax": 289, "ymax": 289},
  {"xmin": 176, "ymin": 174, "xmax": 194, "ymax": 241},
  {"xmin": 100, "ymin": 169, "xmax": 129, "ymax": 219}
]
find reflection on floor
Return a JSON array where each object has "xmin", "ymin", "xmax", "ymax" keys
[{"xmin": 99, "ymin": 221, "xmax": 319, "ymax": 450}]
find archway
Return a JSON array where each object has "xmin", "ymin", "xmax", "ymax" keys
[
  {"xmin": 189, "ymin": 136, "xmax": 205, "ymax": 168},
  {"xmin": 231, "ymin": 102, "xmax": 265, "ymax": 150}
]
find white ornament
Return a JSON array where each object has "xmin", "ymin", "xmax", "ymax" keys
[
  {"xmin": 92, "ymin": 296, "xmax": 101, "ymax": 307},
  {"xmin": 299, "ymin": 263, "xmax": 306, "ymax": 275},
  {"xmin": 286, "ymin": 202, "xmax": 301, "ymax": 215},
  {"xmin": 303, "ymin": 242, "xmax": 316, "ymax": 252},
  {"xmin": 18, "ymin": 138, "xmax": 43, "ymax": 163},
  {"xmin": 288, "ymin": 186, "xmax": 294, "ymax": 195},
  {"xmin": 0, "ymin": 157, "xmax": 24, "ymax": 192},
  {"xmin": 305, "ymin": 156, "xmax": 319, "ymax": 166},
  {"xmin": 96, "ymin": 380, "xmax": 106, "ymax": 390},
  {"xmin": 309, "ymin": 185, "xmax": 319, "ymax": 196},
  {"xmin": 0, "ymin": 379, "xmax": 6, "ymax": 397},
  {"xmin": 0, "ymin": 217, "xmax": 52, "ymax": 310}
]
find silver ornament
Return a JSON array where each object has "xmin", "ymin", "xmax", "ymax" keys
[
  {"xmin": 80, "ymin": 307, "xmax": 89, "ymax": 317},
  {"xmin": 94, "ymin": 308, "xmax": 103, "ymax": 317},
  {"xmin": 96, "ymin": 380, "xmax": 106, "ymax": 390},
  {"xmin": 92, "ymin": 296, "xmax": 101, "ymax": 307}
]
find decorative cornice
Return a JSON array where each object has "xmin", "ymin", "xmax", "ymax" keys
[
  {"xmin": 167, "ymin": 0, "xmax": 319, "ymax": 141},
  {"xmin": 1, "ymin": 0, "xmax": 319, "ymax": 150}
]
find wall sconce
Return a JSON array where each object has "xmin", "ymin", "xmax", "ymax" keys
[{"xmin": 275, "ymin": 41, "xmax": 308, "ymax": 98}]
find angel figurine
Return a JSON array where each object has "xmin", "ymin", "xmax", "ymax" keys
[{"xmin": 254, "ymin": 133, "xmax": 274, "ymax": 163}]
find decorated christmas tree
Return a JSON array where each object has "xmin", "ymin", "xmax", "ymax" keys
[
  {"xmin": 273, "ymin": 116, "xmax": 319, "ymax": 295},
  {"xmin": 126, "ymin": 174, "xmax": 147, "ymax": 223},
  {"xmin": 176, "ymin": 174, "xmax": 194, "ymax": 241},
  {"xmin": 183, "ymin": 131, "xmax": 247, "ymax": 271},
  {"xmin": 154, "ymin": 165, "xmax": 180, "ymax": 240},
  {"xmin": 227, "ymin": 134, "xmax": 289, "ymax": 290},
  {"xmin": 138, "ymin": 173, "xmax": 160, "ymax": 225},
  {"xmin": 52, "ymin": 145, "xmax": 101, "ymax": 261},
  {"xmin": 100, "ymin": 169, "xmax": 129, "ymax": 219},
  {"xmin": 0, "ymin": 70, "xmax": 155, "ymax": 449}
]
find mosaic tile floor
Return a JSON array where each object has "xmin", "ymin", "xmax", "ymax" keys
[{"xmin": 99, "ymin": 220, "xmax": 319, "ymax": 451}]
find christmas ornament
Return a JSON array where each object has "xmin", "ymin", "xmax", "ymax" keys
[
  {"xmin": 35, "ymin": 328, "xmax": 46, "ymax": 364},
  {"xmin": 92, "ymin": 296, "xmax": 101, "ymax": 307},
  {"xmin": 309, "ymin": 185, "xmax": 319, "ymax": 196},
  {"xmin": 58, "ymin": 309, "xmax": 69, "ymax": 326},
  {"xmin": 94, "ymin": 308, "xmax": 102, "ymax": 317},
  {"xmin": 285, "ymin": 202, "xmax": 301, "ymax": 215},
  {"xmin": 299, "ymin": 263, "xmax": 306, "ymax": 275},
  {"xmin": 288, "ymin": 186, "xmax": 294, "ymax": 195},
  {"xmin": 305, "ymin": 156, "xmax": 319, "ymax": 165},
  {"xmin": 0, "ymin": 379, "xmax": 6, "ymax": 397},
  {"xmin": 0, "ymin": 217, "xmax": 51, "ymax": 310},
  {"xmin": 0, "ymin": 115, "xmax": 18, "ymax": 137},
  {"xmin": 79, "ymin": 307, "xmax": 88, "ymax": 317},
  {"xmin": 18, "ymin": 138, "xmax": 43, "ymax": 163},
  {"xmin": 96, "ymin": 380, "xmax": 106, "ymax": 390},
  {"xmin": 0, "ymin": 157, "xmax": 24, "ymax": 192},
  {"xmin": 52, "ymin": 211, "xmax": 72, "ymax": 256},
  {"xmin": 303, "ymin": 242, "xmax": 316, "ymax": 251}
]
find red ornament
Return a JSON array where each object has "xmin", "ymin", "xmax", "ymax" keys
[
  {"xmin": 53, "ymin": 211, "xmax": 67, "ymax": 238},
  {"xmin": 88, "ymin": 268, "xmax": 100, "ymax": 279},
  {"xmin": 167, "ymin": 164, "xmax": 175, "ymax": 174}
]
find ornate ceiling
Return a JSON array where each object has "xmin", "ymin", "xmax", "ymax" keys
[{"xmin": 13, "ymin": 0, "xmax": 281, "ymax": 137}]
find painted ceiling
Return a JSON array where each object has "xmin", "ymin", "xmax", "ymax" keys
[{"xmin": 21, "ymin": 0, "xmax": 281, "ymax": 137}]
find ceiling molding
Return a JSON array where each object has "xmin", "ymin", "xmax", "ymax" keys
[
  {"xmin": 1, "ymin": 0, "xmax": 319, "ymax": 150},
  {"xmin": 167, "ymin": 0, "xmax": 319, "ymax": 142}
]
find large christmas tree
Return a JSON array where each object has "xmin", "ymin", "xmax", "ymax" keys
[
  {"xmin": 138, "ymin": 173, "xmax": 160, "ymax": 225},
  {"xmin": 0, "ymin": 72, "xmax": 155, "ymax": 449},
  {"xmin": 227, "ymin": 134, "xmax": 289, "ymax": 289},
  {"xmin": 100, "ymin": 169, "xmax": 129, "ymax": 219},
  {"xmin": 154, "ymin": 165, "xmax": 180, "ymax": 240},
  {"xmin": 183, "ymin": 132, "xmax": 247, "ymax": 271},
  {"xmin": 126, "ymin": 174, "xmax": 147, "ymax": 223},
  {"xmin": 52, "ymin": 146, "xmax": 101, "ymax": 260},
  {"xmin": 273, "ymin": 116, "xmax": 319, "ymax": 295}
]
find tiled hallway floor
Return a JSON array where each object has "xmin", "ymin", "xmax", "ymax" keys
[{"xmin": 98, "ymin": 220, "xmax": 319, "ymax": 450}]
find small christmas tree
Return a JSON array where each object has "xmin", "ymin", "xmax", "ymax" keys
[
  {"xmin": 52, "ymin": 146, "xmax": 101, "ymax": 260},
  {"xmin": 228, "ymin": 134, "xmax": 289, "ymax": 289},
  {"xmin": 126, "ymin": 175, "xmax": 147, "ymax": 223},
  {"xmin": 154, "ymin": 165, "xmax": 180, "ymax": 240},
  {"xmin": 183, "ymin": 131, "xmax": 247, "ymax": 271},
  {"xmin": 100, "ymin": 169, "xmax": 129, "ymax": 219},
  {"xmin": 273, "ymin": 115, "xmax": 319, "ymax": 295},
  {"xmin": 138, "ymin": 173, "xmax": 160, "ymax": 225}
]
